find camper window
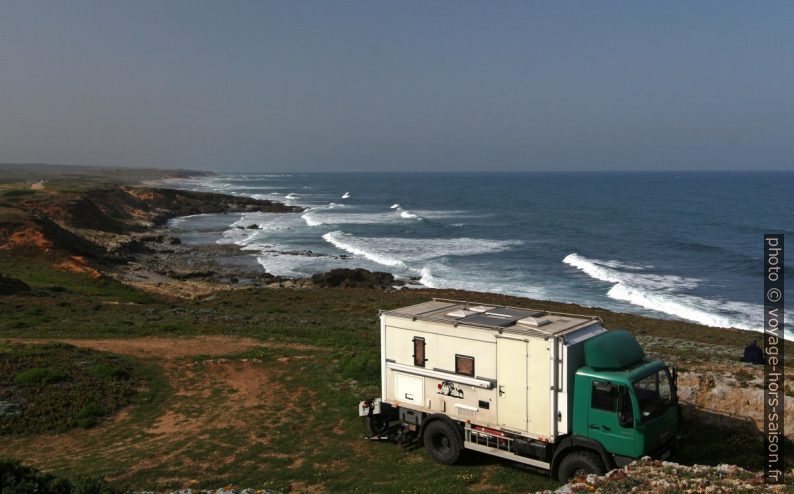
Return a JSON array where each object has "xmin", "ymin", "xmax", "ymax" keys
[
  {"xmin": 413, "ymin": 337, "xmax": 426, "ymax": 367},
  {"xmin": 455, "ymin": 355, "xmax": 475, "ymax": 377},
  {"xmin": 591, "ymin": 380, "xmax": 617, "ymax": 412}
]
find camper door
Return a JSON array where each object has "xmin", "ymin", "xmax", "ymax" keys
[{"xmin": 496, "ymin": 337, "xmax": 528, "ymax": 432}]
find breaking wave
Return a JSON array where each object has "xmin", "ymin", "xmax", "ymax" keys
[
  {"xmin": 301, "ymin": 211, "xmax": 323, "ymax": 226},
  {"xmin": 322, "ymin": 231, "xmax": 522, "ymax": 270},
  {"xmin": 419, "ymin": 266, "xmax": 439, "ymax": 288},
  {"xmin": 322, "ymin": 231, "xmax": 409, "ymax": 269},
  {"xmin": 563, "ymin": 253, "xmax": 763, "ymax": 333},
  {"xmin": 301, "ymin": 208, "xmax": 424, "ymax": 226}
]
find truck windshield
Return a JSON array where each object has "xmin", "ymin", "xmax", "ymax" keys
[{"xmin": 633, "ymin": 369, "xmax": 672, "ymax": 420}]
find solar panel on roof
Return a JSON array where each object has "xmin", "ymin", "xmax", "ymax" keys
[
  {"xmin": 485, "ymin": 307, "xmax": 544, "ymax": 319},
  {"xmin": 459, "ymin": 314, "xmax": 519, "ymax": 327}
]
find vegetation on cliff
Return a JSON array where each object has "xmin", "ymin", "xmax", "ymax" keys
[{"xmin": 0, "ymin": 165, "xmax": 791, "ymax": 491}]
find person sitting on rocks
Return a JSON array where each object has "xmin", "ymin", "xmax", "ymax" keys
[{"xmin": 742, "ymin": 340, "xmax": 763, "ymax": 365}]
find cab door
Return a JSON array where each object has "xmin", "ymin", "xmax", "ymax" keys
[{"xmin": 587, "ymin": 380, "xmax": 636, "ymax": 457}]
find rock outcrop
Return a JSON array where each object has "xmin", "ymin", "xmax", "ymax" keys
[
  {"xmin": 310, "ymin": 268, "xmax": 397, "ymax": 288},
  {"xmin": 545, "ymin": 458, "xmax": 786, "ymax": 493}
]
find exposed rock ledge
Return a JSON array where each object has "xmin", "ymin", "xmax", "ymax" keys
[{"xmin": 544, "ymin": 458, "xmax": 786, "ymax": 493}]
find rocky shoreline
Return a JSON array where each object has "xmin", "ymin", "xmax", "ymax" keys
[
  {"xmin": 0, "ymin": 183, "xmax": 402, "ymax": 298},
  {"xmin": 108, "ymin": 227, "xmax": 401, "ymax": 298}
]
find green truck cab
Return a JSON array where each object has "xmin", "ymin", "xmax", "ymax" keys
[{"xmin": 568, "ymin": 330, "xmax": 680, "ymax": 472}]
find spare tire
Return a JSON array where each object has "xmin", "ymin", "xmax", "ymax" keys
[{"xmin": 364, "ymin": 414, "xmax": 391, "ymax": 437}]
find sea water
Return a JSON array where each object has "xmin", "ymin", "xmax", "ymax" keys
[{"xmin": 162, "ymin": 172, "xmax": 793, "ymax": 339}]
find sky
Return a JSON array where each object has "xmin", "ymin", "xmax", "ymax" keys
[{"xmin": 0, "ymin": 1, "xmax": 792, "ymax": 173}]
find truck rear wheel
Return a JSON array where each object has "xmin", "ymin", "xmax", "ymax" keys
[
  {"xmin": 423, "ymin": 420, "xmax": 462, "ymax": 465},
  {"xmin": 558, "ymin": 450, "xmax": 605, "ymax": 482}
]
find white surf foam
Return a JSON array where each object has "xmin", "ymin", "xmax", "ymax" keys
[
  {"xmin": 254, "ymin": 251, "xmax": 348, "ymax": 278},
  {"xmin": 250, "ymin": 193, "xmax": 286, "ymax": 201},
  {"xmin": 166, "ymin": 213, "xmax": 213, "ymax": 228},
  {"xmin": 301, "ymin": 210, "xmax": 411, "ymax": 225},
  {"xmin": 392, "ymin": 204, "xmax": 422, "ymax": 221},
  {"xmin": 563, "ymin": 253, "xmax": 698, "ymax": 290},
  {"xmin": 301, "ymin": 211, "xmax": 323, "ymax": 226},
  {"xmin": 419, "ymin": 265, "xmax": 439, "ymax": 288},
  {"xmin": 563, "ymin": 252, "xmax": 764, "ymax": 333},
  {"xmin": 322, "ymin": 231, "xmax": 522, "ymax": 270},
  {"xmin": 285, "ymin": 193, "xmax": 298, "ymax": 200},
  {"xmin": 341, "ymin": 192, "xmax": 350, "ymax": 199},
  {"xmin": 322, "ymin": 231, "xmax": 409, "ymax": 269},
  {"xmin": 218, "ymin": 212, "xmax": 303, "ymax": 247},
  {"xmin": 415, "ymin": 263, "xmax": 547, "ymax": 299}
]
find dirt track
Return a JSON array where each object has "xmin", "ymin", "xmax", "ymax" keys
[
  {"xmin": 2, "ymin": 336, "xmax": 328, "ymax": 491},
  {"xmin": 9, "ymin": 335, "xmax": 320, "ymax": 359}
]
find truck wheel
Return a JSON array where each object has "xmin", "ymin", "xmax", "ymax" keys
[
  {"xmin": 423, "ymin": 420, "xmax": 462, "ymax": 465},
  {"xmin": 558, "ymin": 451, "xmax": 605, "ymax": 482}
]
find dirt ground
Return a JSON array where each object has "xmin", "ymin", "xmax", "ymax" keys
[
  {"xmin": 2, "ymin": 336, "xmax": 330, "ymax": 491},
  {"xmin": 10, "ymin": 335, "xmax": 319, "ymax": 359}
]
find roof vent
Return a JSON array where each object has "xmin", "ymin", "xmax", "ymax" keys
[
  {"xmin": 468, "ymin": 305, "xmax": 494, "ymax": 313},
  {"xmin": 518, "ymin": 316, "xmax": 551, "ymax": 327}
]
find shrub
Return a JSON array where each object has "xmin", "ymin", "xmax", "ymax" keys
[
  {"xmin": 74, "ymin": 404, "xmax": 105, "ymax": 429},
  {"xmin": 0, "ymin": 458, "xmax": 123, "ymax": 494},
  {"xmin": 13, "ymin": 367, "xmax": 68, "ymax": 385},
  {"xmin": 0, "ymin": 458, "xmax": 71, "ymax": 493},
  {"xmin": 89, "ymin": 364, "xmax": 131, "ymax": 380}
]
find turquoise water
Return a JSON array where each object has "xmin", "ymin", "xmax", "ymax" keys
[{"xmin": 163, "ymin": 172, "xmax": 793, "ymax": 338}]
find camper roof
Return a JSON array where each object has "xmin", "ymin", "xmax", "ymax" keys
[{"xmin": 382, "ymin": 298, "xmax": 601, "ymax": 338}]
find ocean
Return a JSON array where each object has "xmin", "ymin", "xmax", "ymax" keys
[{"xmin": 161, "ymin": 172, "xmax": 793, "ymax": 340}]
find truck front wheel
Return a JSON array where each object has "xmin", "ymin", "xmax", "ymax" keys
[
  {"xmin": 423, "ymin": 420, "xmax": 462, "ymax": 465},
  {"xmin": 557, "ymin": 450, "xmax": 605, "ymax": 482}
]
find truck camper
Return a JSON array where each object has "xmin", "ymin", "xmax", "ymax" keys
[{"xmin": 359, "ymin": 299, "xmax": 680, "ymax": 481}]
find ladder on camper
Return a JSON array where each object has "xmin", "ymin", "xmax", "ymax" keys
[{"xmin": 464, "ymin": 427, "xmax": 550, "ymax": 470}]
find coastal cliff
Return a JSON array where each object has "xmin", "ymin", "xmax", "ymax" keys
[{"xmin": 0, "ymin": 168, "xmax": 791, "ymax": 491}]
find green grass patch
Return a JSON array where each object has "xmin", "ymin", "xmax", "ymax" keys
[
  {"xmin": 0, "ymin": 188, "xmax": 38, "ymax": 198},
  {"xmin": 13, "ymin": 366, "xmax": 68, "ymax": 385},
  {"xmin": 0, "ymin": 343, "xmax": 152, "ymax": 434},
  {"xmin": 0, "ymin": 251, "xmax": 154, "ymax": 304}
]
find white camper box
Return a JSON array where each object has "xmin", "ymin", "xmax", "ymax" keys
[{"xmin": 379, "ymin": 299, "xmax": 605, "ymax": 444}]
